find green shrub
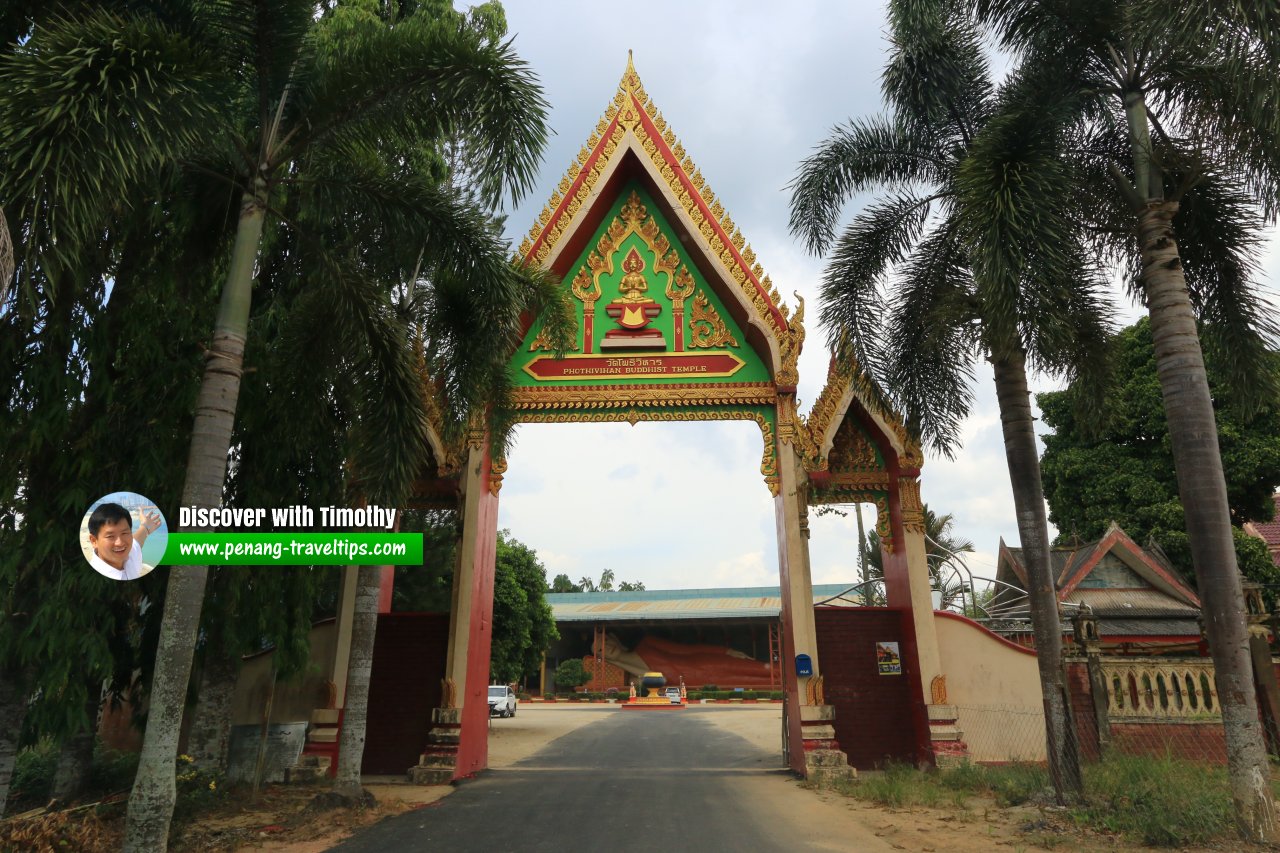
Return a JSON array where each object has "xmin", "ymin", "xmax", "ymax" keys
[
  {"xmin": 169, "ymin": 754, "xmax": 225, "ymax": 837},
  {"xmin": 769, "ymin": 691, "xmax": 783, "ymax": 700},
  {"xmin": 553, "ymin": 659, "xmax": 591, "ymax": 692},
  {"xmin": 88, "ymin": 744, "xmax": 140, "ymax": 796},
  {"xmin": 8, "ymin": 739, "xmax": 57, "ymax": 808},
  {"xmin": 701, "ymin": 684, "xmax": 718, "ymax": 692}
]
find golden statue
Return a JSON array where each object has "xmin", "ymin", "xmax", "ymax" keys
[{"xmin": 602, "ymin": 246, "xmax": 665, "ymax": 350}]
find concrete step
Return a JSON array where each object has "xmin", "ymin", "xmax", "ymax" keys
[{"xmin": 407, "ymin": 766, "xmax": 454, "ymax": 785}]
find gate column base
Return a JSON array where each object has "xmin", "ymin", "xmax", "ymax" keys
[
  {"xmin": 926, "ymin": 704, "xmax": 968, "ymax": 767},
  {"xmin": 408, "ymin": 707, "xmax": 461, "ymax": 785},
  {"xmin": 800, "ymin": 704, "xmax": 856, "ymax": 785}
]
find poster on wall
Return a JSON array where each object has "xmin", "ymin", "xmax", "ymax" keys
[{"xmin": 876, "ymin": 641, "xmax": 902, "ymax": 675}]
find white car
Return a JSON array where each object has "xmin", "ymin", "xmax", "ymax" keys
[{"xmin": 488, "ymin": 685, "xmax": 517, "ymax": 718}]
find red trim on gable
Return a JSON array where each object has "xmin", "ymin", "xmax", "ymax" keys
[
  {"xmin": 629, "ymin": 95, "xmax": 788, "ymax": 333},
  {"xmin": 934, "ymin": 610, "xmax": 1039, "ymax": 656},
  {"xmin": 1058, "ymin": 528, "xmax": 1200, "ymax": 606},
  {"xmin": 998, "ymin": 540, "xmax": 1029, "ymax": 589},
  {"xmin": 522, "ymin": 114, "xmax": 621, "ymax": 265}
]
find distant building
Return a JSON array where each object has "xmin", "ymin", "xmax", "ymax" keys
[
  {"xmin": 994, "ymin": 523, "xmax": 1202, "ymax": 654},
  {"xmin": 543, "ymin": 584, "xmax": 863, "ymax": 693},
  {"xmin": 1243, "ymin": 492, "xmax": 1280, "ymax": 568}
]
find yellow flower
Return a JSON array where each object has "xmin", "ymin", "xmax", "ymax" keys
[
  {"xmin": 177, "ymin": 754, "xmax": 194, "ymax": 764},
  {"xmin": 208, "ymin": 780, "xmax": 217, "ymax": 791}
]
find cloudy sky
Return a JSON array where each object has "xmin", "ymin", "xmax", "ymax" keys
[{"xmin": 491, "ymin": 1, "xmax": 1280, "ymax": 592}]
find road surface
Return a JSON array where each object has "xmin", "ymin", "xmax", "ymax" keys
[{"xmin": 328, "ymin": 706, "xmax": 895, "ymax": 852}]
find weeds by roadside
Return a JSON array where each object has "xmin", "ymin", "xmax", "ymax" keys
[{"xmin": 823, "ymin": 753, "xmax": 1254, "ymax": 847}]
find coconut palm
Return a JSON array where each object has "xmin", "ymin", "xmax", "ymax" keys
[
  {"xmin": 963, "ymin": 0, "xmax": 1280, "ymax": 837},
  {"xmin": 0, "ymin": 2, "xmax": 559, "ymax": 847},
  {"xmin": 789, "ymin": 1, "xmax": 1109, "ymax": 799}
]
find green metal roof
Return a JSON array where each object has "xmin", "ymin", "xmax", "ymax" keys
[{"xmin": 547, "ymin": 583, "xmax": 863, "ymax": 622}]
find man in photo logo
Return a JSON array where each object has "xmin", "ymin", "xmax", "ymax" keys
[{"xmin": 88, "ymin": 502, "xmax": 161, "ymax": 580}]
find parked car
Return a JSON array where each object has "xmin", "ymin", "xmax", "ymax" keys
[
  {"xmin": 664, "ymin": 687, "xmax": 682, "ymax": 704},
  {"xmin": 488, "ymin": 685, "xmax": 517, "ymax": 717}
]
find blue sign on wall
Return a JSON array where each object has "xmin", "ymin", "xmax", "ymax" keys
[{"xmin": 795, "ymin": 654, "xmax": 813, "ymax": 677}]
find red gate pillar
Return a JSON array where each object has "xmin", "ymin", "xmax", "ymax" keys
[
  {"xmin": 410, "ymin": 441, "xmax": 499, "ymax": 783},
  {"xmin": 882, "ymin": 474, "xmax": 965, "ymax": 764},
  {"xmin": 776, "ymin": 439, "xmax": 855, "ymax": 782}
]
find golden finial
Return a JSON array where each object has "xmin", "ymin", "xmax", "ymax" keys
[{"xmin": 622, "ymin": 50, "xmax": 640, "ymax": 92}]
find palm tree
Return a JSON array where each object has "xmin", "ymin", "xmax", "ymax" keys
[
  {"xmin": 789, "ymin": 1, "xmax": 1108, "ymax": 799},
  {"xmin": 965, "ymin": 0, "xmax": 1280, "ymax": 837},
  {"xmin": 0, "ymin": 3, "xmax": 558, "ymax": 848},
  {"xmin": 862, "ymin": 505, "xmax": 975, "ymax": 611}
]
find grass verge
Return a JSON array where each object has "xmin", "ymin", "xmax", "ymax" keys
[{"xmin": 826, "ymin": 753, "xmax": 1249, "ymax": 847}]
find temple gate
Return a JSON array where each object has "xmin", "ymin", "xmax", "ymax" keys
[
  {"xmin": 283, "ymin": 58, "xmax": 957, "ymax": 784},
  {"xmin": 387, "ymin": 59, "xmax": 956, "ymax": 782}
]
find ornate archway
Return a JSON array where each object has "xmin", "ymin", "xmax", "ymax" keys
[{"xmin": 401, "ymin": 58, "xmax": 952, "ymax": 782}]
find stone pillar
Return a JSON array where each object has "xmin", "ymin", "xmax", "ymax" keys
[
  {"xmin": 287, "ymin": 565, "xmax": 356, "ymax": 782},
  {"xmin": 775, "ymin": 440, "xmax": 854, "ymax": 783},
  {"xmin": 411, "ymin": 442, "xmax": 499, "ymax": 783}
]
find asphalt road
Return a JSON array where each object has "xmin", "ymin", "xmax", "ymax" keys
[{"xmin": 327, "ymin": 707, "xmax": 869, "ymax": 853}]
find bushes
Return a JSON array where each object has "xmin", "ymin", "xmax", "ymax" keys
[
  {"xmin": 552, "ymin": 659, "xmax": 590, "ymax": 693},
  {"xmin": 7, "ymin": 739, "xmax": 58, "ymax": 810}
]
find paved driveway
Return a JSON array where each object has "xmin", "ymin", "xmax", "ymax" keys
[{"xmin": 328, "ymin": 707, "xmax": 895, "ymax": 853}]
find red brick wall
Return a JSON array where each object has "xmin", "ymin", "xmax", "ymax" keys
[
  {"xmin": 361, "ymin": 612, "xmax": 449, "ymax": 774},
  {"xmin": 1110, "ymin": 722, "xmax": 1226, "ymax": 764},
  {"xmin": 815, "ymin": 608, "xmax": 919, "ymax": 769},
  {"xmin": 1065, "ymin": 661, "xmax": 1101, "ymax": 762}
]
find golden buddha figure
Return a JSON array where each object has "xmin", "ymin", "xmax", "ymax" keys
[{"xmin": 602, "ymin": 246, "xmax": 665, "ymax": 350}]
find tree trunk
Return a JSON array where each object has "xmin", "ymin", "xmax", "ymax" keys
[
  {"xmin": 991, "ymin": 349, "xmax": 1083, "ymax": 802},
  {"xmin": 1137, "ymin": 200, "xmax": 1276, "ymax": 841},
  {"xmin": 0, "ymin": 670, "xmax": 26, "ymax": 817},
  {"xmin": 123, "ymin": 187, "xmax": 266, "ymax": 852},
  {"xmin": 0, "ymin": 207, "xmax": 12, "ymax": 305},
  {"xmin": 333, "ymin": 564, "xmax": 382, "ymax": 799},
  {"xmin": 187, "ymin": 650, "xmax": 239, "ymax": 774}
]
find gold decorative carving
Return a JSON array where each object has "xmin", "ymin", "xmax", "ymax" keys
[
  {"xmin": 466, "ymin": 412, "xmax": 486, "ymax": 450},
  {"xmin": 776, "ymin": 293, "xmax": 805, "ymax": 387},
  {"xmin": 899, "ymin": 477, "xmax": 924, "ymax": 537},
  {"xmin": 574, "ymin": 191, "xmax": 684, "ymax": 317},
  {"xmin": 489, "ymin": 456, "xmax": 508, "ymax": 496},
  {"xmin": 798, "ymin": 356, "xmax": 925, "ymax": 473},
  {"xmin": 441, "ymin": 678, "xmax": 457, "ymax": 709},
  {"xmin": 829, "ymin": 419, "xmax": 881, "ymax": 475},
  {"xmin": 665, "ymin": 265, "xmax": 695, "ymax": 309},
  {"xmin": 805, "ymin": 674, "xmax": 825, "ymax": 706},
  {"xmin": 517, "ymin": 409, "xmax": 778, "ymax": 495},
  {"xmin": 688, "ymin": 290, "xmax": 739, "ymax": 349},
  {"xmin": 570, "ymin": 266, "xmax": 601, "ymax": 306},
  {"xmin": 517, "ymin": 55, "xmax": 798, "ymax": 374},
  {"xmin": 509, "ymin": 383, "xmax": 776, "ymax": 411},
  {"xmin": 528, "ymin": 325, "xmax": 580, "ymax": 353},
  {"xmin": 930, "ymin": 675, "xmax": 948, "ymax": 705},
  {"xmin": 876, "ymin": 495, "xmax": 893, "ymax": 552}
]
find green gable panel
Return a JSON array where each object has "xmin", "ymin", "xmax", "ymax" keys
[
  {"xmin": 1076, "ymin": 554, "xmax": 1150, "ymax": 589},
  {"xmin": 511, "ymin": 182, "xmax": 770, "ymax": 388}
]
